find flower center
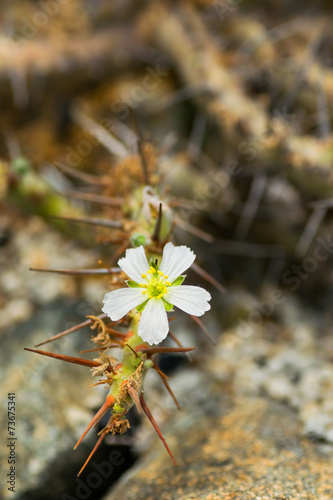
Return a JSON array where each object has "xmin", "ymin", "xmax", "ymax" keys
[{"xmin": 140, "ymin": 267, "xmax": 171, "ymax": 300}]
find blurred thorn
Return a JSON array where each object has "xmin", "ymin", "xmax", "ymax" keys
[
  {"xmin": 235, "ymin": 174, "xmax": 267, "ymax": 239},
  {"xmin": 41, "ymin": 163, "xmax": 75, "ymax": 192},
  {"xmin": 175, "ymin": 216, "xmax": 215, "ymax": 243},
  {"xmin": 190, "ymin": 315, "xmax": 216, "ymax": 345},
  {"xmin": 316, "ymin": 79, "xmax": 330, "ymax": 139},
  {"xmin": 49, "ymin": 215, "xmax": 123, "ymax": 229},
  {"xmin": 264, "ymin": 256, "xmax": 286, "ymax": 286},
  {"xmin": 309, "ymin": 199, "xmax": 333, "ymax": 209},
  {"xmin": 8, "ymin": 67, "xmax": 29, "ymax": 109},
  {"xmin": 168, "ymin": 331, "xmax": 192, "ymax": 361},
  {"xmin": 108, "ymin": 115, "xmax": 137, "ymax": 151},
  {"xmin": 138, "ymin": 346, "xmax": 195, "ymax": 355},
  {"xmin": 295, "ymin": 207, "xmax": 326, "ymax": 257},
  {"xmin": 152, "ymin": 203, "xmax": 163, "ymax": 242},
  {"xmin": 280, "ymin": 31, "xmax": 323, "ymax": 112},
  {"xmin": 62, "ymin": 190, "xmax": 122, "ymax": 207},
  {"xmin": 191, "ymin": 262, "xmax": 226, "ymax": 294},
  {"xmin": 53, "ymin": 161, "xmax": 107, "ymax": 185},
  {"xmin": 188, "ymin": 113, "xmax": 207, "ymax": 160},
  {"xmin": 212, "ymin": 239, "xmax": 283, "ymax": 258},
  {"xmin": 129, "ymin": 109, "xmax": 150, "ymax": 185},
  {"xmin": 71, "ymin": 107, "xmax": 129, "ymax": 158},
  {"xmin": 30, "ymin": 267, "xmax": 120, "ymax": 275},
  {"xmin": 266, "ymin": 18, "xmax": 308, "ymax": 44},
  {"xmin": 2, "ymin": 126, "xmax": 21, "ymax": 160},
  {"xmin": 147, "ymin": 83, "xmax": 211, "ymax": 114},
  {"xmin": 54, "ymin": 96, "xmax": 73, "ymax": 140}
]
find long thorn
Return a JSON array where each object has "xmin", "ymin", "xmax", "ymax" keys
[
  {"xmin": 35, "ymin": 313, "xmax": 108, "ymax": 347},
  {"xmin": 153, "ymin": 362, "xmax": 180, "ymax": 410},
  {"xmin": 152, "ymin": 361, "xmax": 169, "ymax": 380},
  {"xmin": 190, "ymin": 315, "xmax": 216, "ymax": 345},
  {"xmin": 62, "ymin": 190, "xmax": 122, "ymax": 207},
  {"xmin": 140, "ymin": 393, "xmax": 177, "ymax": 466},
  {"xmin": 54, "ymin": 162, "xmax": 107, "ymax": 186},
  {"xmin": 152, "ymin": 203, "xmax": 163, "ymax": 242},
  {"xmin": 175, "ymin": 217, "xmax": 214, "ymax": 243},
  {"xmin": 74, "ymin": 395, "xmax": 114, "ymax": 450},
  {"xmin": 24, "ymin": 348, "xmax": 101, "ymax": 368},
  {"xmin": 138, "ymin": 347, "xmax": 195, "ymax": 355},
  {"xmin": 168, "ymin": 331, "xmax": 192, "ymax": 362},
  {"xmin": 191, "ymin": 262, "xmax": 226, "ymax": 294},
  {"xmin": 124, "ymin": 344, "xmax": 139, "ymax": 357},
  {"xmin": 71, "ymin": 107, "xmax": 129, "ymax": 158},
  {"xmin": 106, "ymin": 239, "xmax": 129, "ymax": 268},
  {"xmin": 49, "ymin": 215, "xmax": 123, "ymax": 229},
  {"xmin": 130, "ymin": 108, "xmax": 149, "ymax": 184},
  {"xmin": 127, "ymin": 386, "xmax": 142, "ymax": 414},
  {"xmin": 80, "ymin": 347, "xmax": 105, "ymax": 354},
  {"xmin": 30, "ymin": 267, "xmax": 120, "ymax": 275},
  {"xmin": 104, "ymin": 328, "xmax": 130, "ymax": 338},
  {"xmin": 77, "ymin": 432, "xmax": 107, "ymax": 477}
]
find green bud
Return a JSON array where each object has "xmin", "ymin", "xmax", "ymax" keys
[
  {"xmin": 11, "ymin": 156, "xmax": 31, "ymax": 176},
  {"xmin": 130, "ymin": 232, "xmax": 150, "ymax": 248}
]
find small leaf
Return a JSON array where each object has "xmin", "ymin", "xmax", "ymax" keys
[
  {"xmin": 127, "ymin": 280, "xmax": 140, "ymax": 288},
  {"xmin": 171, "ymin": 275, "xmax": 185, "ymax": 286},
  {"xmin": 162, "ymin": 298, "xmax": 174, "ymax": 311},
  {"xmin": 136, "ymin": 300, "xmax": 148, "ymax": 313}
]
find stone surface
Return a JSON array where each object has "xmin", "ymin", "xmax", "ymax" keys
[
  {"xmin": 103, "ymin": 293, "xmax": 333, "ymax": 500},
  {"xmin": 106, "ymin": 393, "xmax": 333, "ymax": 500},
  {"xmin": 0, "ymin": 301, "xmax": 107, "ymax": 500}
]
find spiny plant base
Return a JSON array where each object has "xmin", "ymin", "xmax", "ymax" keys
[{"xmin": 25, "ymin": 138, "xmax": 219, "ymax": 477}]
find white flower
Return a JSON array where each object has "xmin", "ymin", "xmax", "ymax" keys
[{"xmin": 102, "ymin": 242, "xmax": 211, "ymax": 345}]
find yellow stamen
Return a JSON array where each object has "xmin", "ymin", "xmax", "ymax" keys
[
  {"xmin": 139, "ymin": 283, "xmax": 144, "ymax": 287},
  {"xmin": 157, "ymin": 270, "xmax": 164, "ymax": 275},
  {"xmin": 142, "ymin": 273, "xmax": 147, "ymax": 279},
  {"xmin": 142, "ymin": 291, "xmax": 146, "ymax": 295},
  {"xmin": 164, "ymin": 275, "xmax": 168, "ymax": 279},
  {"xmin": 165, "ymin": 281, "xmax": 171, "ymax": 286}
]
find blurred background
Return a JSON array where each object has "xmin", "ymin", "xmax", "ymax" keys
[{"xmin": 1, "ymin": 1, "xmax": 333, "ymax": 499}]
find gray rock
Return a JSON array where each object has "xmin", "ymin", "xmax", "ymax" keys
[{"xmin": 0, "ymin": 301, "xmax": 106, "ymax": 500}]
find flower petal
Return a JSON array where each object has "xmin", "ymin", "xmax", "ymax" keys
[
  {"xmin": 159, "ymin": 242, "xmax": 196, "ymax": 283},
  {"xmin": 138, "ymin": 298, "xmax": 169, "ymax": 345},
  {"xmin": 118, "ymin": 246, "xmax": 150, "ymax": 284},
  {"xmin": 164, "ymin": 285, "xmax": 211, "ymax": 316},
  {"xmin": 102, "ymin": 287, "xmax": 147, "ymax": 321}
]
